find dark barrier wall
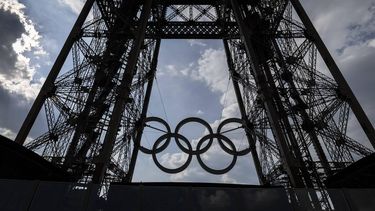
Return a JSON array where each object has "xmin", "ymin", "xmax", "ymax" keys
[
  {"xmin": 0, "ymin": 180, "xmax": 375, "ymax": 211},
  {"xmin": 0, "ymin": 180, "xmax": 292, "ymax": 211},
  {"xmin": 0, "ymin": 135, "xmax": 72, "ymax": 181},
  {"xmin": 106, "ymin": 184, "xmax": 292, "ymax": 211}
]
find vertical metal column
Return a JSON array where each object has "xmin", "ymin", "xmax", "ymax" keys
[
  {"xmin": 15, "ymin": 0, "xmax": 95, "ymax": 145},
  {"xmin": 290, "ymin": 0, "xmax": 375, "ymax": 148},
  {"xmin": 271, "ymin": 40, "xmax": 332, "ymax": 175},
  {"xmin": 124, "ymin": 40, "xmax": 161, "ymax": 183},
  {"xmin": 223, "ymin": 40, "xmax": 267, "ymax": 185},
  {"xmin": 230, "ymin": 0, "xmax": 306, "ymax": 188},
  {"xmin": 92, "ymin": 0, "xmax": 153, "ymax": 184}
]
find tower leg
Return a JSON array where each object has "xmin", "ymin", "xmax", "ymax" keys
[
  {"xmin": 230, "ymin": 0, "xmax": 305, "ymax": 188},
  {"xmin": 223, "ymin": 39, "xmax": 267, "ymax": 185},
  {"xmin": 92, "ymin": 0, "xmax": 153, "ymax": 184},
  {"xmin": 290, "ymin": 0, "xmax": 375, "ymax": 149},
  {"xmin": 15, "ymin": 0, "xmax": 95, "ymax": 145},
  {"xmin": 124, "ymin": 40, "xmax": 161, "ymax": 183}
]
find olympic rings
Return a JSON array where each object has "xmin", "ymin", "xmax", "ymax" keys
[
  {"xmin": 196, "ymin": 133, "xmax": 237, "ymax": 175},
  {"xmin": 152, "ymin": 133, "xmax": 193, "ymax": 174},
  {"xmin": 139, "ymin": 117, "xmax": 171, "ymax": 154},
  {"xmin": 175, "ymin": 117, "xmax": 213, "ymax": 154},
  {"xmin": 139, "ymin": 117, "xmax": 251, "ymax": 175},
  {"xmin": 217, "ymin": 118, "xmax": 252, "ymax": 156}
]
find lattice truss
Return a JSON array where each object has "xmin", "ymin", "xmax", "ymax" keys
[
  {"xmin": 225, "ymin": 0, "xmax": 373, "ymax": 192},
  {"xmin": 19, "ymin": 0, "xmax": 374, "ymax": 200},
  {"xmin": 25, "ymin": 1, "xmax": 159, "ymax": 186}
]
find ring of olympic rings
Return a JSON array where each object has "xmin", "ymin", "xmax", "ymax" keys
[{"xmin": 138, "ymin": 117, "xmax": 251, "ymax": 175}]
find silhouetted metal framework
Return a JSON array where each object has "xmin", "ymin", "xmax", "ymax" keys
[{"xmin": 15, "ymin": 0, "xmax": 375, "ymax": 208}]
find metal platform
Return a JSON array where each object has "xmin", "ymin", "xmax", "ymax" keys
[
  {"xmin": 325, "ymin": 153, "xmax": 375, "ymax": 188},
  {"xmin": 0, "ymin": 135, "xmax": 72, "ymax": 181}
]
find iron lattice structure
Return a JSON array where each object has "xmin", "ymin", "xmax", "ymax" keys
[{"xmin": 15, "ymin": 0, "xmax": 375, "ymax": 208}]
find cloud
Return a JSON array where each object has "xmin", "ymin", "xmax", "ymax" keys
[
  {"xmin": 58, "ymin": 0, "xmax": 84, "ymax": 15},
  {"xmin": 0, "ymin": 127, "xmax": 17, "ymax": 139},
  {"xmin": 161, "ymin": 48, "xmax": 239, "ymax": 116},
  {"xmin": 0, "ymin": 81, "xmax": 46, "ymax": 140},
  {"xmin": 368, "ymin": 39, "xmax": 375, "ymax": 48},
  {"xmin": 0, "ymin": 0, "xmax": 50, "ymax": 141},
  {"xmin": 197, "ymin": 110, "xmax": 204, "ymax": 115},
  {"xmin": 159, "ymin": 48, "xmax": 228, "ymax": 92},
  {"xmin": 187, "ymin": 39, "xmax": 207, "ymax": 47},
  {"xmin": 301, "ymin": 0, "xmax": 375, "ymax": 141},
  {"xmin": 165, "ymin": 143, "xmax": 257, "ymax": 184},
  {"xmin": 195, "ymin": 49, "xmax": 229, "ymax": 93},
  {"xmin": 0, "ymin": 0, "xmax": 46, "ymax": 100},
  {"xmin": 192, "ymin": 48, "xmax": 241, "ymax": 120},
  {"xmin": 154, "ymin": 47, "xmax": 248, "ymax": 183}
]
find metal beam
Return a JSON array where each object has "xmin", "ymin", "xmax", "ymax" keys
[
  {"xmin": 230, "ymin": 0, "xmax": 305, "ymax": 187},
  {"xmin": 92, "ymin": 0, "xmax": 153, "ymax": 184},
  {"xmin": 15, "ymin": 0, "xmax": 95, "ymax": 145},
  {"xmin": 223, "ymin": 39, "xmax": 267, "ymax": 185},
  {"xmin": 124, "ymin": 40, "xmax": 161, "ymax": 183},
  {"xmin": 290, "ymin": 0, "xmax": 375, "ymax": 149}
]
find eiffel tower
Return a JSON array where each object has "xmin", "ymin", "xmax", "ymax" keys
[{"xmin": 14, "ymin": 0, "xmax": 375, "ymax": 209}]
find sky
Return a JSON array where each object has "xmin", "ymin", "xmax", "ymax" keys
[{"xmin": 0, "ymin": 0, "xmax": 375, "ymax": 184}]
